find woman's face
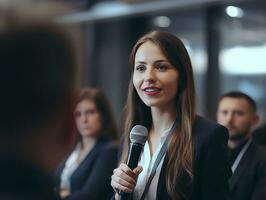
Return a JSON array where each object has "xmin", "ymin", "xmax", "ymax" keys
[
  {"xmin": 74, "ymin": 99, "xmax": 102, "ymax": 138},
  {"xmin": 133, "ymin": 41, "xmax": 179, "ymax": 109}
]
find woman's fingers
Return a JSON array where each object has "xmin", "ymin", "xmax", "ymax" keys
[
  {"xmin": 111, "ymin": 174, "xmax": 135, "ymax": 193},
  {"xmin": 111, "ymin": 163, "xmax": 140, "ymax": 193},
  {"xmin": 120, "ymin": 163, "xmax": 137, "ymax": 179},
  {"xmin": 113, "ymin": 165, "xmax": 136, "ymax": 185},
  {"xmin": 133, "ymin": 166, "xmax": 143, "ymax": 176},
  {"xmin": 111, "ymin": 180, "xmax": 132, "ymax": 193}
]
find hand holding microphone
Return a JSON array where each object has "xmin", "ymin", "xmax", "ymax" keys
[
  {"xmin": 112, "ymin": 163, "xmax": 143, "ymax": 193},
  {"xmin": 111, "ymin": 125, "xmax": 148, "ymax": 199}
]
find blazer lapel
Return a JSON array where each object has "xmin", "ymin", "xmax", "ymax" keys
[
  {"xmin": 156, "ymin": 155, "xmax": 168, "ymax": 200},
  {"xmin": 156, "ymin": 119, "xmax": 200, "ymax": 200},
  {"xmin": 72, "ymin": 142, "xmax": 102, "ymax": 179},
  {"xmin": 229, "ymin": 143, "xmax": 254, "ymax": 190}
]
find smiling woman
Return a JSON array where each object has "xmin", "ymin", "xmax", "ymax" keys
[
  {"xmin": 111, "ymin": 30, "xmax": 231, "ymax": 200},
  {"xmin": 133, "ymin": 41, "xmax": 179, "ymax": 109}
]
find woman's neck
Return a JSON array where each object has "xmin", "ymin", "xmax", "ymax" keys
[
  {"xmin": 150, "ymin": 104, "xmax": 177, "ymax": 136},
  {"xmin": 147, "ymin": 104, "xmax": 177, "ymax": 156},
  {"xmin": 81, "ymin": 136, "xmax": 96, "ymax": 149}
]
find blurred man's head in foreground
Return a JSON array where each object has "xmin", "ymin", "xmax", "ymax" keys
[{"xmin": 0, "ymin": 0, "xmax": 80, "ymax": 172}]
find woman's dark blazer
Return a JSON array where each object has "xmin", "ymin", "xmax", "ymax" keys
[
  {"xmin": 56, "ymin": 137, "xmax": 118, "ymax": 200},
  {"xmin": 112, "ymin": 116, "xmax": 231, "ymax": 200},
  {"xmin": 156, "ymin": 115, "xmax": 232, "ymax": 200}
]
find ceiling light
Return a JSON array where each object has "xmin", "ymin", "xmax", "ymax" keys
[
  {"xmin": 152, "ymin": 16, "xmax": 171, "ymax": 28},
  {"xmin": 225, "ymin": 6, "xmax": 244, "ymax": 18}
]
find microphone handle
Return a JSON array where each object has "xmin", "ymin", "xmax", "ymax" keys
[
  {"xmin": 127, "ymin": 143, "xmax": 143, "ymax": 169},
  {"xmin": 120, "ymin": 143, "xmax": 143, "ymax": 200}
]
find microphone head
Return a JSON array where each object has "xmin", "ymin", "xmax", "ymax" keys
[{"xmin": 130, "ymin": 125, "xmax": 148, "ymax": 145}]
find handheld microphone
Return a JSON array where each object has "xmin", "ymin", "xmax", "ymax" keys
[{"xmin": 120, "ymin": 125, "xmax": 148, "ymax": 200}]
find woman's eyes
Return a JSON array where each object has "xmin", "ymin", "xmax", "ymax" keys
[
  {"xmin": 74, "ymin": 110, "xmax": 97, "ymax": 117},
  {"xmin": 86, "ymin": 110, "xmax": 97, "ymax": 115},
  {"xmin": 156, "ymin": 64, "xmax": 168, "ymax": 71},
  {"xmin": 135, "ymin": 64, "xmax": 169, "ymax": 72},
  {"xmin": 135, "ymin": 65, "xmax": 146, "ymax": 71}
]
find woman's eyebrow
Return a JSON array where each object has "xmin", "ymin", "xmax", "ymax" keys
[
  {"xmin": 154, "ymin": 59, "xmax": 169, "ymax": 64},
  {"xmin": 135, "ymin": 61, "xmax": 146, "ymax": 64}
]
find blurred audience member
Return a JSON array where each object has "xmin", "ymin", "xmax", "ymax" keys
[
  {"xmin": 0, "ymin": 1, "xmax": 79, "ymax": 200},
  {"xmin": 253, "ymin": 124, "xmax": 266, "ymax": 146},
  {"xmin": 217, "ymin": 91, "xmax": 266, "ymax": 200},
  {"xmin": 56, "ymin": 88, "xmax": 119, "ymax": 200}
]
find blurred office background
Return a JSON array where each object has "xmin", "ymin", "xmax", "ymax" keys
[{"xmin": 56, "ymin": 0, "xmax": 266, "ymax": 125}]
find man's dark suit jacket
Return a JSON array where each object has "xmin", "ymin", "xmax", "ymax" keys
[
  {"xmin": 0, "ymin": 155, "xmax": 56, "ymax": 200},
  {"xmin": 253, "ymin": 124, "xmax": 266, "ymax": 146},
  {"xmin": 229, "ymin": 141, "xmax": 266, "ymax": 200},
  {"xmin": 147, "ymin": 116, "xmax": 231, "ymax": 200},
  {"xmin": 56, "ymin": 138, "xmax": 118, "ymax": 200}
]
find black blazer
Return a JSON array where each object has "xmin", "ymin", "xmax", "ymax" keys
[
  {"xmin": 56, "ymin": 138, "xmax": 118, "ymax": 200},
  {"xmin": 253, "ymin": 124, "xmax": 266, "ymax": 146},
  {"xmin": 229, "ymin": 141, "xmax": 266, "ymax": 200},
  {"xmin": 114, "ymin": 116, "xmax": 231, "ymax": 200},
  {"xmin": 151, "ymin": 116, "xmax": 231, "ymax": 200}
]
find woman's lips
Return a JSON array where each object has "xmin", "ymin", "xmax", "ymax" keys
[{"xmin": 142, "ymin": 87, "xmax": 161, "ymax": 96}]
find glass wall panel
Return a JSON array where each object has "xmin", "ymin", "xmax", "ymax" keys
[
  {"xmin": 220, "ymin": 2, "xmax": 266, "ymax": 123},
  {"xmin": 149, "ymin": 10, "xmax": 207, "ymax": 115}
]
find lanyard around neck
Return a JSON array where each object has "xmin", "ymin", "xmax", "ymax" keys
[
  {"xmin": 139, "ymin": 118, "xmax": 178, "ymax": 200},
  {"xmin": 231, "ymin": 139, "xmax": 252, "ymax": 173}
]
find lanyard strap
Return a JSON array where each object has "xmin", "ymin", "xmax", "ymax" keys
[
  {"xmin": 231, "ymin": 139, "xmax": 252, "ymax": 173},
  {"xmin": 139, "ymin": 119, "xmax": 178, "ymax": 200}
]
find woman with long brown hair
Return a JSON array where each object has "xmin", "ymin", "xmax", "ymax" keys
[
  {"xmin": 56, "ymin": 87, "xmax": 119, "ymax": 200},
  {"xmin": 111, "ymin": 30, "xmax": 231, "ymax": 200}
]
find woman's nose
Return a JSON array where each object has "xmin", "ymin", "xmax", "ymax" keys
[
  {"xmin": 81, "ymin": 114, "xmax": 88, "ymax": 123},
  {"xmin": 144, "ymin": 67, "xmax": 156, "ymax": 83}
]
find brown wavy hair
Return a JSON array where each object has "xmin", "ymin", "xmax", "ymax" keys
[
  {"xmin": 120, "ymin": 30, "xmax": 196, "ymax": 199},
  {"xmin": 76, "ymin": 88, "xmax": 119, "ymax": 141}
]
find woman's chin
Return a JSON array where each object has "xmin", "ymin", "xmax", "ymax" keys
[
  {"xmin": 143, "ymin": 101, "xmax": 157, "ymax": 107},
  {"xmin": 81, "ymin": 132, "xmax": 96, "ymax": 138}
]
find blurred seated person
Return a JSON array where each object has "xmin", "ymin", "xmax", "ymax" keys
[
  {"xmin": 217, "ymin": 91, "xmax": 266, "ymax": 200},
  {"xmin": 56, "ymin": 88, "xmax": 119, "ymax": 200},
  {"xmin": 253, "ymin": 124, "xmax": 266, "ymax": 146}
]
